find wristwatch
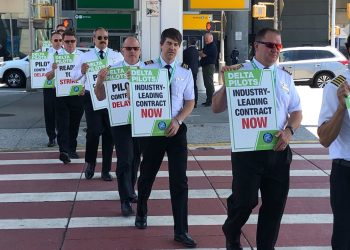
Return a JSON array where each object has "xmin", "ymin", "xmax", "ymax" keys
[
  {"xmin": 175, "ymin": 118, "xmax": 183, "ymax": 125},
  {"xmin": 286, "ymin": 125, "xmax": 295, "ymax": 135}
]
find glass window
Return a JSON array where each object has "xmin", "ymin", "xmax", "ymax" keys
[
  {"xmin": 316, "ymin": 50, "xmax": 335, "ymax": 59},
  {"xmin": 279, "ymin": 51, "xmax": 294, "ymax": 62},
  {"xmin": 294, "ymin": 50, "xmax": 316, "ymax": 61}
]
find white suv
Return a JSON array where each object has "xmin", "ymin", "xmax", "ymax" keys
[{"xmin": 278, "ymin": 46, "xmax": 348, "ymax": 88}]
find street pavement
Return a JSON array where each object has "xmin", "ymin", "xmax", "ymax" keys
[{"xmin": 0, "ymin": 84, "xmax": 333, "ymax": 249}]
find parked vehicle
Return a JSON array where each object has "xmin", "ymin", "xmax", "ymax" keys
[
  {"xmin": 0, "ymin": 47, "xmax": 92, "ymax": 88},
  {"xmin": 278, "ymin": 46, "xmax": 348, "ymax": 88}
]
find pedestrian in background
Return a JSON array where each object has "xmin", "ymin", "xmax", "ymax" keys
[
  {"xmin": 183, "ymin": 38, "xmax": 199, "ymax": 108},
  {"xmin": 0, "ymin": 43, "xmax": 12, "ymax": 61},
  {"xmin": 95, "ymin": 36, "xmax": 142, "ymax": 216},
  {"xmin": 230, "ymin": 47, "xmax": 239, "ymax": 65},
  {"xmin": 72, "ymin": 27, "xmax": 123, "ymax": 181},
  {"xmin": 43, "ymin": 31, "xmax": 64, "ymax": 148},
  {"xmin": 318, "ymin": 37, "xmax": 350, "ymax": 249},
  {"xmin": 134, "ymin": 28, "xmax": 197, "ymax": 248},
  {"xmin": 199, "ymin": 32, "xmax": 217, "ymax": 107},
  {"xmin": 46, "ymin": 29, "xmax": 84, "ymax": 164},
  {"xmin": 212, "ymin": 27, "xmax": 302, "ymax": 250}
]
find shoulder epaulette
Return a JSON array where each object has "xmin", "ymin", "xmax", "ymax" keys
[
  {"xmin": 229, "ymin": 63, "xmax": 244, "ymax": 70},
  {"xmin": 181, "ymin": 63, "xmax": 189, "ymax": 70},
  {"xmin": 281, "ymin": 66, "xmax": 292, "ymax": 75},
  {"xmin": 330, "ymin": 75, "xmax": 346, "ymax": 87},
  {"xmin": 144, "ymin": 60, "xmax": 155, "ymax": 65}
]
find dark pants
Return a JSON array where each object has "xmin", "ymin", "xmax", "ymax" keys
[
  {"xmin": 202, "ymin": 64, "xmax": 215, "ymax": 104},
  {"xmin": 330, "ymin": 159, "xmax": 350, "ymax": 250},
  {"xmin": 192, "ymin": 71, "xmax": 198, "ymax": 106},
  {"xmin": 43, "ymin": 88, "xmax": 56, "ymax": 141},
  {"xmin": 222, "ymin": 147, "xmax": 292, "ymax": 250},
  {"xmin": 137, "ymin": 124, "xmax": 188, "ymax": 234},
  {"xmin": 111, "ymin": 124, "xmax": 140, "ymax": 201},
  {"xmin": 55, "ymin": 96, "xmax": 84, "ymax": 154},
  {"xmin": 83, "ymin": 92, "xmax": 113, "ymax": 174}
]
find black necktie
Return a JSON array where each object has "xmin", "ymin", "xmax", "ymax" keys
[
  {"xmin": 164, "ymin": 65, "xmax": 171, "ymax": 80},
  {"xmin": 99, "ymin": 50, "xmax": 104, "ymax": 59},
  {"xmin": 264, "ymin": 66, "xmax": 269, "ymax": 69},
  {"xmin": 55, "ymin": 51, "xmax": 58, "ymax": 55}
]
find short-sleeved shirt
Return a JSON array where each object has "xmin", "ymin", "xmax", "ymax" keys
[
  {"xmin": 235, "ymin": 58, "xmax": 302, "ymax": 130},
  {"xmin": 72, "ymin": 47, "xmax": 123, "ymax": 91},
  {"xmin": 318, "ymin": 71, "xmax": 350, "ymax": 160},
  {"xmin": 142, "ymin": 57, "xmax": 194, "ymax": 118}
]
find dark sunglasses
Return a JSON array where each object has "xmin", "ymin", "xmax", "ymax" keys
[
  {"xmin": 57, "ymin": 29, "xmax": 65, "ymax": 33},
  {"xmin": 256, "ymin": 41, "xmax": 283, "ymax": 50},
  {"xmin": 64, "ymin": 40, "xmax": 76, "ymax": 44},
  {"xmin": 53, "ymin": 39, "xmax": 62, "ymax": 42},
  {"xmin": 97, "ymin": 36, "xmax": 108, "ymax": 41},
  {"xmin": 124, "ymin": 47, "xmax": 140, "ymax": 51}
]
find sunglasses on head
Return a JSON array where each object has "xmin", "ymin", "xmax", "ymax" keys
[
  {"xmin": 64, "ymin": 40, "xmax": 76, "ymax": 44},
  {"xmin": 97, "ymin": 36, "xmax": 108, "ymax": 41},
  {"xmin": 256, "ymin": 41, "xmax": 283, "ymax": 50},
  {"xmin": 53, "ymin": 39, "xmax": 62, "ymax": 42},
  {"xmin": 124, "ymin": 47, "xmax": 140, "ymax": 51}
]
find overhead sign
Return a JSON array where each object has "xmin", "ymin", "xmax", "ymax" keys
[
  {"xmin": 75, "ymin": 14, "xmax": 132, "ymax": 30},
  {"xmin": 189, "ymin": 0, "xmax": 250, "ymax": 10},
  {"xmin": 76, "ymin": 0, "xmax": 137, "ymax": 9},
  {"xmin": 183, "ymin": 14, "xmax": 212, "ymax": 30},
  {"xmin": 0, "ymin": 0, "xmax": 25, "ymax": 13}
]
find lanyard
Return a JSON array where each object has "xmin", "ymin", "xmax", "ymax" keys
[
  {"xmin": 251, "ymin": 60, "xmax": 277, "ymax": 86},
  {"xmin": 157, "ymin": 57, "xmax": 176, "ymax": 84},
  {"xmin": 95, "ymin": 49, "xmax": 109, "ymax": 60}
]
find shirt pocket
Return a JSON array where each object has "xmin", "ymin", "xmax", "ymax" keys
[{"xmin": 171, "ymin": 77, "xmax": 186, "ymax": 99}]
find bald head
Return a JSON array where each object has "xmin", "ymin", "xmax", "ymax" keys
[{"xmin": 121, "ymin": 37, "xmax": 141, "ymax": 65}]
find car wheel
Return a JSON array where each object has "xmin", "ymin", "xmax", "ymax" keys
[
  {"xmin": 312, "ymin": 72, "xmax": 334, "ymax": 88},
  {"xmin": 4, "ymin": 70, "xmax": 26, "ymax": 88}
]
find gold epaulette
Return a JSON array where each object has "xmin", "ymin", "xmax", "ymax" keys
[
  {"xmin": 144, "ymin": 60, "xmax": 154, "ymax": 65},
  {"xmin": 181, "ymin": 63, "xmax": 189, "ymax": 69},
  {"xmin": 330, "ymin": 75, "xmax": 346, "ymax": 87},
  {"xmin": 281, "ymin": 66, "xmax": 292, "ymax": 75},
  {"xmin": 229, "ymin": 64, "xmax": 243, "ymax": 70}
]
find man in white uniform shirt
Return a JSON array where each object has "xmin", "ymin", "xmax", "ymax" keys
[
  {"xmin": 134, "ymin": 28, "xmax": 197, "ymax": 248},
  {"xmin": 72, "ymin": 27, "xmax": 123, "ymax": 181},
  {"xmin": 212, "ymin": 28, "xmax": 302, "ymax": 250},
  {"xmin": 318, "ymin": 70, "xmax": 350, "ymax": 249},
  {"xmin": 46, "ymin": 29, "xmax": 84, "ymax": 164},
  {"xmin": 94, "ymin": 36, "xmax": 142, "ymax": 216}
]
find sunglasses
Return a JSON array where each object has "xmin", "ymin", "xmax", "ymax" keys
[
  {"xmin": 256, "ymin": 41, "xmax": 283, "ymax": 50},
  {"xmin": 64, "ymin": 40, "xmax": 76, "ymax": 44},
  {"xmin": 124, "ymin": 47, "xmax": 140, "ymax": 51},
  {"xmin": 57, "ymin": 29, "xmax": 65, "ymax": 33},
  {"xmin": 53, "ymin": 39, "xmax": 62, "ymax": 42},
  {"xmin": 97, "ymin": 36, "xmax": 108, "ymax": 41}
]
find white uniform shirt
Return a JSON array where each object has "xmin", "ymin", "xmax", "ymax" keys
[
  {"xmin": 237, "ymin": 58, "xmax": 302, "ymax": 130},
  {"xmin": 318, "ymin": 71, "xmax": 350, "ymax": 160},
  {"xmin": 110, "ymin": 60, "xmax": 144, "ymax": 68},
  {"xmin": 71, "ymin": 47, "xmax": 123, "ymax": 91},
  {"xmin": 142, "ymin": 57, "xmax": 194, "ymax": 118},
  {"xmin": 45, "ymin": 49, "xmax": 83, "ymax": 73}
]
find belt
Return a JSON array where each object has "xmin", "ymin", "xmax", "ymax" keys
[{"xmin": 333, "ymin": 159, "xmax": 350, "ymax": 167}]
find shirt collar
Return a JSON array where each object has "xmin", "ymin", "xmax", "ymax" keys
[
  {"xmin": 95, "ymin": 46, "xmax": 108, "ymax": 53},
  {"xmin": 123, "ymin": 60, "xmax": 140, "ymax": 66},
  {"xmin": 252, "ymin": 57, "xmax": 275, "ymax": 70},
  {"xmin": 159, "ymin": 56, "xmax": 176, "ymax": 69}
]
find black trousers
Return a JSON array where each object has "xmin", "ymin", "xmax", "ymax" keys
[
  {"xmin": 83, "ymin": 92, "xmax": 113, "ymax": 174},
  {"xmin": 111, "ymin": 124, "xmax": 140, "ymax": 201},
  {"xmin": 222, "ymin": 147, "xmax": 292, "ymax": 250},
  {"xmin": 137, "ymin": 124, "xmax": 188, "ymax": 234},
  {"xmin": 202, "ymin": 64, "xmax": 215, "ymax": 104},
  {"xmin": 330, "ymin": 159, "xmax": 350, "ymax": 250},
  {"xmin": 43, "ymin": 88, "xmax": 56, "ymax": 140},
  {"xmin": 55, "ymin": 96, "xmax": 84, "ymax": 154},
  {"xmin": 192, "ymin": 71, "xmax": 198, "ymax": 106}
]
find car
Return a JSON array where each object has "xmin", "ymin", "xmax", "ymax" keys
[
  {"xmin": 0, "ymin": 47, "xmax": 92, "ymax": 88},
  {"xmin": 278, "ymin": 46, "xmax": 349, "ymax": 88}
]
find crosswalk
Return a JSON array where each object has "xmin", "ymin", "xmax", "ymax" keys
[{"xmin": 0, "ymin": 143, "xmax": 332, "ymax": 250}]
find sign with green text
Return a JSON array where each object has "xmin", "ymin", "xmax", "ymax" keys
[
  {"xmin": 86, "ymin": 59, "xmax": 108, "ymax": 110},
  {"xmin": 130, "ymin": 68, "xmax": 171, "ymax": 137},
  {"xmin": 225, "ymin": 69, "xmax": 278, "ymax": 152},
  {"xmin": 30, "ymin": 51, "xmax": 53, "ymax": 89}
]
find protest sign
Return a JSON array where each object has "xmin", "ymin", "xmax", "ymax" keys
[
  {"xmin": 86, "ymin": 59, "xmax": 108, "ymax": 110},
  {"xmin": 30, "ymin": 51, "xmax": 55, "ymax": 89},
  {"xmin": 55, "ymin": 54, "xmax": 83, "ymax": 97},
  {"xmin": 105, "ymin": 66, "xmax": 135, "ymax": 126},
  {"xmin": 130, "ymin": 68, "xmax": 171, "ymax": 137},
  {"xmin": 225, "ymin": 69, "xmax": 278, "ymax": 152}
]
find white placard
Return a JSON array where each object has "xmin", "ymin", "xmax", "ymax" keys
[
  {"xmin": 225, "ymin": 69, "xmax": 278, "ymax": 152},
  {"xmin": 86, "ymin": 59, "xmax": 108, "ymax": 110},
  {"xmin": 30, "ymin": 51, "xmax": 54, "ymax": 89},
  {"xmin": 130, "ymin": 68, "xmax": 171, "ymax": 137},
  {"xmin": 55, "ymin": 54, "xmax": 83, "ymax": 97}
]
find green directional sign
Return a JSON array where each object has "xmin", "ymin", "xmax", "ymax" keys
[
  {"xmin": 75, "ymin": 14, "xmax": 132, "ymax": 30},
  {"xmin": 77, "ymin": 0, "xmax": 135, "ymax": 9}
]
